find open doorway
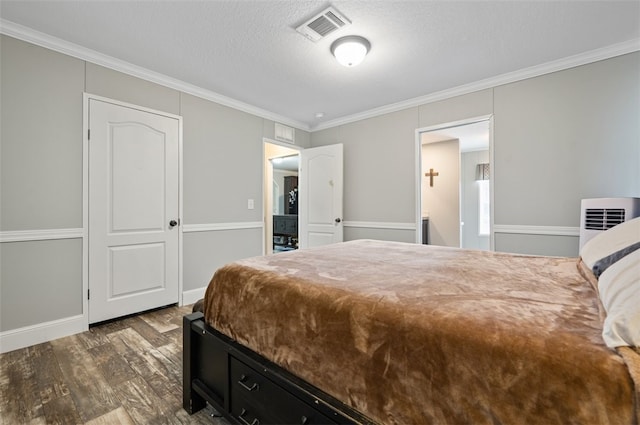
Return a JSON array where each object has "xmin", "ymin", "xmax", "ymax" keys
[
  {"xmin": 416, "ymin": 117, "xmax": 493, "ymax": 250},
  {"xmin": 263, "ymin": 140, "xmax": 300, "ymax": 254}
]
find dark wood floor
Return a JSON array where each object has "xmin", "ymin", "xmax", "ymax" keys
[{"xmin": 0, "ymin": 304, "xmax": 229, "ymax": 425}]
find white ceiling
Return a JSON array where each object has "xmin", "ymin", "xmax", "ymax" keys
[{"xmin": 1, "ymin": 1, "xmax": 639, "ymax": 131}]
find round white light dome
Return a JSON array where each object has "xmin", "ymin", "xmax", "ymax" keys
[{"xmin": 330, "ymin": 36, "xmax": 371, "ymax": 67}]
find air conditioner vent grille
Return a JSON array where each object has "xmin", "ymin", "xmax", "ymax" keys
[
  {"xmin": 584, "ymin": 208, "xmax": 626, "ymax": 230},
  {"xmin": 296, "ymin": 6, "xmax": 351, "ymax": 42},
  {"xmin": 308, "ymin": 15, "xmax": 339, "ymax": 37}
]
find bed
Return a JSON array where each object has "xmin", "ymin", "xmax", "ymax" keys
[{"xmin": 183, "ymin": 220, "xmax": 640, "ymax": 424}]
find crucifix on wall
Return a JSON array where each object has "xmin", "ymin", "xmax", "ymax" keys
[{"xmin": 425, "ymin": 168, "xmax": 439, "ymax": 187}]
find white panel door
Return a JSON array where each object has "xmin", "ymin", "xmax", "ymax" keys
[
  {"xmin": 299, "ymin": 144, "xmax": 343, "ymax": 248},
  {"xmin": 89, "ymin": 99, "xmax": 180, "ymax": 323}
]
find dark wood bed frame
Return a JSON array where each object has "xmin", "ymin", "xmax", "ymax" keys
[{"xmin": 183, "ymin": 312, "xmax": 374, "ymax": 425}]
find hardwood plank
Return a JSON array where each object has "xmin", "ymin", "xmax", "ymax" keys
[
  {"xmin": 84, "ymin": 406, "xmax": 135, "ymax": 425},
  {"xmin": 123, "ymin": 315, "xmax": 170, "ymax": 347},
  {"xmin": 162, "ymin": 327, "xmax": 183, "ymax": 348},
  {"xmin": 157, "ymin": 342, "xmax": 182, "ymax": 374},
  {"xmin": 41, "ymin": 394, "xmax": 82, "ymax": 425},
  {"xmin": 0, "ymin": 304, "xmax": 231, "ymax": 425},
  {"xmin": 168, "ymin": 304, "xmax": 195, "ymax": 328},
  {"xmin": 89, "ymin": 342, "xmax": 137, "ymax": 386},
  {"xmin": 140, "ymin": 307, "xmax": 181, "ymax": 333},
  {"xmin": 50, "ymin": 334, "xmax": 121, "ymax": 422},
  {"xmin": 113, "ymin": 375, "xmax": 181, "ymax": 425},
  {"xmin": 108, "ymin": 328, "xmax": 180, "ymax": 402},
  {"xmin": 0, "ymin": 347, "xmax": 43, "ymax": 423},
  {"xmin": 74, "ymin": 323, "xmax": 114, "ymax": 350}
]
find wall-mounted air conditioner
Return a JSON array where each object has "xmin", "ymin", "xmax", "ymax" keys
[{"xmin": 579, "ymin": 197, "xmax": 640, "ymax": 249}]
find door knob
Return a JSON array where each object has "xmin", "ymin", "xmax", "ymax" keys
[
  {"xmin": 335, "ymin": 218, "xmax": 341, "ymax": 223},
  {"xmin": 169, "ymin": 220, "xmax": 178, "ymax": 228}
]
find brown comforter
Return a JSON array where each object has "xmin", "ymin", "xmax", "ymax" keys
[{"xmin": 203, "ymin": 240, "xmax": 637, "ymax": 424}]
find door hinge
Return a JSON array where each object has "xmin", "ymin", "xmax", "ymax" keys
[
  {"xmin": 87, "ymin": 289, "xmax": 90, "ymax": 300},
  {"xmin": 87, "ymin": 129, "xmax": 90, "ymax": 140}
]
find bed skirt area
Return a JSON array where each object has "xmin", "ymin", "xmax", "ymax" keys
[{"xmin": 198, "ymin": 240, "xmax": 637, "ymax": 424}]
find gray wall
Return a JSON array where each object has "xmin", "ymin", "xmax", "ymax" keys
[
  {"xmin": 311, "ymin": 53, "xmax": 640, "ymax": 255},
  {"xmin": 1, "ymin": 36, "xmax": 84, "ymax": 230},
  {"xmin": 2, "ymin": 33, "xmax": 639, "ymax": 336},
  {"xmin": 312, "ymin": 108, "xmax": 420, "ymax": 226},
  {"xmin": 0, "ymin": 35, "xmax": 309, "ymax": 333}
]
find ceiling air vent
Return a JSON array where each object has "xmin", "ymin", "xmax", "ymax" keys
[
  {"xmin": 584, "ymin": 208, "xmax": 626, "ymax": 230},
  {"xmin": 296, "ymin": 7, "xmax": 351, "ymax": 42},
  {"xmin": 275, "ymin": 123, "xmax": 295, "ymax": 144}
]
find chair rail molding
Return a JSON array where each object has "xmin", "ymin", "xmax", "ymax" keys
[
  {"xmin": 493, "ymin": 224, "xmax": 580, "ymax": 237},
  {"xmin": 0, "ymin": 228, "xmax": 84, "ymax": 243}
]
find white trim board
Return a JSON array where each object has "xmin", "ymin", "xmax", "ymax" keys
[
  {"xmin": 182, "ymin": 222, "xmax": 264, "ymax": 233},
  {"xmin": 493, "ymin": 225, "xmax": 580, "ymax": 237},
  {"xmin": 0, "ymin": 228, "xmax": 83, "ymax": 243},
  {"xmin": 183, "ymin": 287, "xmax": 207, "ymax": 306},
  {"xmin": 0, "ymin": 315, "xmax": 86, "ymax": 354},
  {"xmin": 343, "ymin": 221, "xmax": 416, "ymax": 230},
  {"xmin": 0, "ymin": 19, "xmax": 308, "ymax": 132}
]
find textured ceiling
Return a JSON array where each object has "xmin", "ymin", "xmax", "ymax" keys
[{"xmin": 1, "ymin": 1, "xmax": 639, "ymax": 130}]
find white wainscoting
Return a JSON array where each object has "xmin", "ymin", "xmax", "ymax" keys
[
  {"xmin": 1, "ymin": 228, "xmax": 86, "ymax": 353},
  {"xmin": 0, "ymin": 222, "xmax": 263, "ymax": 352}
]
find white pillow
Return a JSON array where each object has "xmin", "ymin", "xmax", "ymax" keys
[
  {"xmin": 599, "ymin": 249, "xmax": 640, "ymax": 348},
  {"xmin": 580, "ymin": 217, "xmax": 640, "ymax": 271}
]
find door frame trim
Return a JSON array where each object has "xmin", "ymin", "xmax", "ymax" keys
[
  {"xmin": 83, "ymin": 93, "xmax": 184, "ymax": 327},
  {"xmin": 414, "ymin": 114, "xmax": 494, "ymax": 249}
]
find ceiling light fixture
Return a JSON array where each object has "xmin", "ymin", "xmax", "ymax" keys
[{"xmin": 330, "ymin": 35, "xmax": 370, "ymax": 67}]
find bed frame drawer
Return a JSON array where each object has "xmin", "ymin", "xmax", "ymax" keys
[
  {"xmin": 184, "ymin": 312, "xmax": 372, "ymax": 424},
  {"xmin": 230, "ymin": 357, "xmax": 336, "ymax": 424}
]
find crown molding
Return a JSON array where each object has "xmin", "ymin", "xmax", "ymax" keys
[
  {"xmin": 311, "ymin": 38, "xmax": 640, "ymax": 132},
  {"xmin": 0, "ymin": 19, "xmax": 310, "ymax": 132}
]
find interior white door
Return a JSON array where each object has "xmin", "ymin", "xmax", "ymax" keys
[
  {"xmin": 88, "ymin": 99, "xmax": 180, "ymax": 323},
  {"xmin": 298, "ymin": 144, "xmax": 343, "ymax": 248}
]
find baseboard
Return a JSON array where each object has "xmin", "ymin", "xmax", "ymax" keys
[
  {"xmin": 183, "ymin": 287, "xmax": 206, "ymax": 305},
  {"xmin": 0, "ymin": 314, "xmax": 87, "ymax": 354}
]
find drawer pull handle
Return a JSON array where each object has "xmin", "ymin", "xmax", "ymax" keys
[
  {"xmin": 239, "ymin": 408, "xmax": 260, "ymax": 425},
  {"xmin": 238, "ymin": 374, "xmax": 259, "ymax": 392}
]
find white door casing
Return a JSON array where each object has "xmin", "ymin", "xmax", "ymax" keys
[
  {"xmin": 298, "ymin": 144, "xmax": 343, "ymax": 248},
  {"xmin": 88, "ymin": 98, "xmax": 180, "ymax": 323}
]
